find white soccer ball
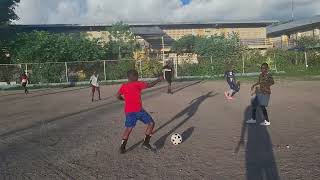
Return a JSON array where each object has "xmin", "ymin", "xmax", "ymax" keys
[{"xmin": 171, "ymin": 133, "xmax": 182, "ymax": 145}]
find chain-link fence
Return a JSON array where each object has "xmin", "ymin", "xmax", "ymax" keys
[
  {"xmin": 175, "ymin": 50, "xmax": 320, "ymax": 78},
  {"xmin": 1, "ymin": 51, "xmax": 319, "ymax": 86},
  {"xmin": 0, "ymin": 60, "xmax": 163, "ymax": 85}
]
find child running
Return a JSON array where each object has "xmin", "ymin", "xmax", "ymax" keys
[
  {"xmin": 224, "ymin": 65, "xmax": 240, "ymax": 100},
  {"xmin": 116, "ymin": 69, "xmax": 163, "ymax": 154},
  {"xmin": 247, "ymin": 63, "xmax": 275, "ymax": 126},
  {"xmin": 90, "ymin": 71, "xmax": 101, "ymax": 102},
  {"xmin": 162, "ymin": 60, "xmax": 174, "ymax": 94},
  {"xmin": 20, "ymin": 72, "xmax": 29, "ymax": 94}
]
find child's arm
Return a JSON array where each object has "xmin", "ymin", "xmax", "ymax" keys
[
  {"xmin": 251, "ymin": 76, "xmax": 261, "ymax": 90},
  {"xmin": 267, "ymin": 74, "xmax": 275, "ymax": 86},
  {"xmin": 146, "ymin": 76, "xmax": 163, "ymax": 88},
  {"xmin": 116, "ymin": 92, "xmax": 124, "ymax": 101}
]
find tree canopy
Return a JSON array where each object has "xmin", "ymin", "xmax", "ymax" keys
[
  {"xmin": 171, "ymin": 33, "xmax": 245, "ymax": 62},
  {"xmin": 9, "ymin": 31, "xmax": 106, "ymax": 63},
  {"xmin": 295, "ymin": 36, "xmax": 320, "ymax": 50},
  {"xmin": 106, "ymin": 22, "xmax": 140, "ymax": 59},
  {"xmin": 0, "ymin": 0, "xmax": 20, "ymax": 25}
]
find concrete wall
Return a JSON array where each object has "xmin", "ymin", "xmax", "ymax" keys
[
  {"xmin": 268, "ymin": 26, "xmax": 320, "ymax": 49},
  {"xmin": 162, "ymin": 27, "xmax": 267, "ymax": 40}
]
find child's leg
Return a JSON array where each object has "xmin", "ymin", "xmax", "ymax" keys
[
  {"xmin": 120, "ymin": 127, "xmax": 133, "ymax": 153},
  {"xmin": 167, "ymin": 81, "xmax": 172, "ymax": 93},
  {"xmin": 120, "ymin": 113, "xmax": 138, "ymax": 153},
  {"xmin": 230, "ymin": 82, "xmax": 240, "ymax": 97},
  {"xmin": 231, "ymin": 88, "xmax": 239, "ymax": 97},
  {"xmin": 122, "ymin": 127, "xmax": 133, "ymax": 140},
  {"xmin": 97, "ymin": 87, "xmax": 101, "ymax": 100},
  {"xmin": 140, "ymin": 110, "xmax": 156, "ymax": 147},
  {"xmin": 91, "ymin": 86, "xmax": 95, "ymax": 101},
  {"xmin": 251, "ymin": 96, "xmax": 258, "ymax": 120},
  {"xmin": 252, "ymin": 107, "xmax": 257, "ymax": 120},
  {"xmin": 144, "ymin": 121, "xmax": 155, "ymax": 145},
  {"xmin": 145, "ymin": 121, "xmax": 155, "ymax": 136},
  {"xmin": 261, "ymin": 106, "xmax": 269, "ymax": 122}
]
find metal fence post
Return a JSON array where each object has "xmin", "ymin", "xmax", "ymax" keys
[
  {"xmin": 25, "ymin": 64, "xmax": 28, "ymax": 73},
  {"xmin": 65, "ymin": 62, "xmax": 68, "ymax": 82},
  {"xmin": 210, "ymin": 56, "xmax": 213, "ymax": 72},
  {"xmin": 103, "ymin": 60, "xmax": 107, "ymax": 81},
  {"xmin": 274, "ymin": 52, "xmax": 278, "ymax": 73},
  {"xmin": 305, "ymin": 51, "xmax": 308, "ymax": 69},
  {"xmin": 175, "ymin": 56, "xmax": 179, "ymax": 78},
  {"xmin": 139, "ymin": 60, "xmax": 143, "ymax": 78},
  {"xmin": 242, "ymin": 54, "xmax": 245, "ymax": 75}
]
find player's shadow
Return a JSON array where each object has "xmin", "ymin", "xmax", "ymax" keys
[
  {"xmin": 152, "ymin": 91, "xmax": 217, "ymax": 149},
  {"xmin": 181, "ymin": 126, "xmax": 195, "ymax": 143},
  {"xmin": 171, "ymin": 81, "xmax": 202, "ymax": 94},
  {"xmin": 235, "ymin": 106, "xmax": 280, "ymax": 180}
]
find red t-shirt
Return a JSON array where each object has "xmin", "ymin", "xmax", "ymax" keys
[{"xmin": 118, "ymin": 81, "xmax": 148, "ymax": 113}]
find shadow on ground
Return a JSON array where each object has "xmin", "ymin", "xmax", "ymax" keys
[{"xmin": 235, "ymin": 106, "xmax": 280, "ymax": 180}]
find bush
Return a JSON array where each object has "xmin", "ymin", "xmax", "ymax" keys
[{"xmin": 139, "ymin": 60, "xmax": 163, "ymax": 78}]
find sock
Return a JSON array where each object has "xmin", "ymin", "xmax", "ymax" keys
[
  {"xmin": 143, "ymin": 135, "xmax": 151, "ymax": 144},
  {"xmin": 120, "ymin": 139, "xmax": 128, "ymax": 148}
]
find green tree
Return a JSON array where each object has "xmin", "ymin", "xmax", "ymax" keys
[
  {"xmin": 0, "ymin": 0, "xmax": 20, "ymax": 25},
  {"xmin": 106, "ymin": 22, "xmax": 140, "ymax": 59},
  {"xmin": 9, "ymin": 31, "xmax": 106, "ymax": 63},
  {"xmin": 171, "ymin": 35, "xmax": 197, "ymax": 55},
  {"xmin": 173, "ymin": 33, "xmax": 246, "ymax": 75},
  {"xmin": 194, "ymin": 33, "xmax": 245, "ymax": 61},
  {"xmin": 8, "ymin": 31, "xmax": 107, "ymax": 83},
  {"xmin": 0, "ymin": 0, "xmax": 20, "ymax": 63},
  {"xmin": 295, "ymin": 36, "xmax": 320, "ymax": 50}
]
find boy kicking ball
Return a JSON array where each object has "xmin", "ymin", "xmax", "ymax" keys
[
  {"xmin": 116, "ymin": 69, "xmax": 163, "ymax": 154},
  {"xmin": 246, "ymin": 63, "xmax": 275, "ymax": 126},
  {"xmin": 224, "ymin": 65, "xmax": 240, "ymax": 100}
]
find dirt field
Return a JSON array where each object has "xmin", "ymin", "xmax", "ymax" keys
[{"xmin": 0, "ymin": 80, "xmax": 320, "ymax": 180}]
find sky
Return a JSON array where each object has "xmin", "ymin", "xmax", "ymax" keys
[{"xmin": 14, "ymin": 0, "xmax": 320, "ymax": 24}]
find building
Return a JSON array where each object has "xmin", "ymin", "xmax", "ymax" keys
[
  {"xmin": 267, "ymin": 16, "xmax": 320, "ymax": 49},
  {"xmin": 2, "ymin": 20, "xmax": 276, "ymax": 51}
]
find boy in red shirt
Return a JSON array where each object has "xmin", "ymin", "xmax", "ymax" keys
[{"xmin": 117, "ymin": 69, "xmax": 163, "ymax": 154}]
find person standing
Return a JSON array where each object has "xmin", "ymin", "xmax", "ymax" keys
[
  {"xmin": 20, "ymin": 72, "xmax": 29, "ymax": 94},
  {"xmin": 247, "ymin": 63, "xmax": 275, "ymax": 126},
  {"xmin": 90, "ymin": 71, "xmax": 101, "ymax": 102},
  {"xmin": 163, "ymin": 60, "xmax": 174, "ymax": 94}
]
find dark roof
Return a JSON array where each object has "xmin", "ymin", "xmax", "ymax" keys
[
  {"xmin": 130, "ymin": 26, "xmax": 164, "ymax": 35},
  {"xmin": 267, "ymin": 16, "xmax": 320, "ymax": 37},
  {"xmin": 11, "ymin": 20, "xmax": 277, "ymax": 27},
  {"xmin": 1, "ymin": 20, "xmax": 277, "ymax": 50}
]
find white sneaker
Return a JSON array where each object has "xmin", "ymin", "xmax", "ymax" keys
[
  {"xmin": 260, "ymin": 120, "xmax": 270, "ymax": 126},
  {"xmin": 246, "ymin": 119, "xmax": 257, "ymax": 124}
]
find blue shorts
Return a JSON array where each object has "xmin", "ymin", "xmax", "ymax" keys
[{"xmin": 125, "ymin": 110, "xmax": 154, "ymax": 128}]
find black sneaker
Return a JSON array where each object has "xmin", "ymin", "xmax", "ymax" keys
[
  {"xmin": 142, "ymin": 143, "xmax": 157, "ymax": 152},
  {"xmin": 119, "ymin": 146, "xmax": 126, "ymax": 154}
]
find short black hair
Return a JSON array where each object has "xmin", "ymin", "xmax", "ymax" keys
[
  {"xmin": 127, "ymin": 69, "xmax": 138, "ymax": 78},
  {"xmin": 261, "ymin": 63, "xmax": 269, "ymax": 68}
]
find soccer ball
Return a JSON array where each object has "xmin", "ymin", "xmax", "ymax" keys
[{"xmin": 171, "ymin": 133, "xmax": 182, "ymax": 145}]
